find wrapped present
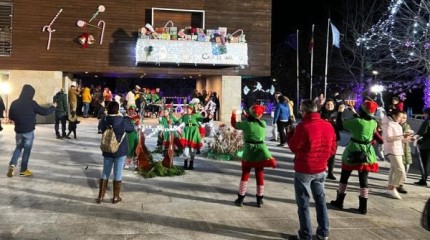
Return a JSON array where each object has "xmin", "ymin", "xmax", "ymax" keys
[
  {"xmin": 218, "ymin": 27, "xmax": 227, "ymax": 37},
  {"xmin": 161, "ymin": 33, "xmax": 171, "ymax": 40},
  {"xmin": 169, "ymin": 27, "xmax": 177, "ymax": 40},
  {"xmin": 155, "ymin": 27, "xmax": 168, "ymax": 34},
  {"xmin": 227, "ymin": 29, "xmax": 244, "ymax": 43},
  {"xmin": 197, "ymin": 32, "xmax": 206, "ymax": 42}
]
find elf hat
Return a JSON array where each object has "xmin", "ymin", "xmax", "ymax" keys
[
  {"xmin": 361, "ymin": 101, "xmax": 378, "ymax": 116},
  {"xmin": 186, "ymin": 104, "xmax": 196, "ymax": 111},
  {"xmin": 249, "ymin": 105, "xmax": 265, "ymax": 119},
  {"xmin": 164, "ymin": 104, "xmax": 173, "ymax": 109}
]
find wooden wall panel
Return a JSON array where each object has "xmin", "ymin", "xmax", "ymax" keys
[{"xmin": 0, "ymin": 0, "xmax": 271, "ymax": 78}]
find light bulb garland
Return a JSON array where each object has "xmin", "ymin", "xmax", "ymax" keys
[{"xmin": 358, "ymin": 0, "xmax": 430, "ymax": 65}]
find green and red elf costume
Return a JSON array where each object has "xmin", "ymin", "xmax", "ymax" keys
[
  {"xmin": 176, "ymin": 104, "xmax": 207, "ymax": 169},
  {"xmin": 158, "ymin": 104, "xmax": 182, "ymax": 152},
  {"xmin": 125, "ymin": 106, "xmax": 140, "ymax": 169},
  {"xmin": 331, "ymin": 100, "xmax": 380, "ymax": 214},
  {"xmin": 231, "ymin": 105, "xmax": 276, "ymax": 207}
]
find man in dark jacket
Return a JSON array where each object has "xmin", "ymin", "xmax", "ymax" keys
[
  {"xmin": 7, "ymin": 84, "xmax": 56, "ymax": 177},
  {"xmin": 287, "ymin": 99, "xmax": 337, "ymax": 240},
  {"xmin": 0, "ymin": 95, "xmax": 5, "ymax": 131},
  {"xmin": 53, "ymin": 88, "xmax": 69, "ymax": 139}
]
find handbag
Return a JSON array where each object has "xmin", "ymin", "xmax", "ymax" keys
[{"xmin": 347, "ymin": 151, "xmax": 368, "ymax": 164}]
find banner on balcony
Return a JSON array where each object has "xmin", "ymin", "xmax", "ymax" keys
[{"xmin": 136, "ymin": 39, "xmax": 248, "ymax": 66}]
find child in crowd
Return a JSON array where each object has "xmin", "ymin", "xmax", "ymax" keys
[
  {"xmin": 67, "ymin": 111, "xmax": 80, "ymax": 139},
  {"xmin": 97, "ymin": 102, "xmax": 107, "ymax": 134}
]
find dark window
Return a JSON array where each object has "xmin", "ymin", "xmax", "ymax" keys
[{"xmin": 0, "ymin": 2, "xmax": 12, "ymax": 56}]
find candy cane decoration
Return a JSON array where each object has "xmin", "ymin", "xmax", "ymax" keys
[
  {"xmin": 89, "ymin": 5, "xmax": 105, "ymax": 23},
  {"xmin": 77, "ymin": 20, "xmax": 101, "ymax": 29},
  {"xmin": 97, "ymin": 20, "xmax": 105, "ymax": 45},
  {"xmin": 42, "ymin": 8, "xmax": 63, "ymax": 50}
]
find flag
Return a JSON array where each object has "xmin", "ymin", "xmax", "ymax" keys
[
  {"xmin": 330, "ymin": 23, "xmax": 340, "ymax": 48},
  {"xmin": 308, "ymin": 36, "xmax": 314, "ymax": 53},
  {"xmin": 285, "ymin": 33, "xmax": 297, "ymax": 50},
  {"xmin": 309, "ymin": 24, "xmax": 315, "ymax": 53}
]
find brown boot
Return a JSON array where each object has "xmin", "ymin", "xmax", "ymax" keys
[
  {"xmin": 112, "ymin": 180, "xmax": 122, "ymax": 204},
  {"xmin": 95, "ymin": 179, "xmax": 108, "ymax": 204}
]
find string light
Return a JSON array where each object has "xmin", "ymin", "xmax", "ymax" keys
[{"xmin": 358, "ymin": 0, "xmax": 430, "ymax": 65}]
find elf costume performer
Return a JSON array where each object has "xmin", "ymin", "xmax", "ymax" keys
[
  {"xmin": 176, "ymin": 104, "xmax": 208, "ymax": 169},
  {"xmin": 158, "ymin": 105, "xmax": 182, "ymax": 154},
  {"xmin": 330, "ymin": 101, "xmax": 380, "ymax": 214},
  {"xmin": 125, "ymin": 106, "xmax": 140, "ymax": 169},
  {"xmin": 231, "ymin": 105, "xmax": 277, "ymax": 207}
]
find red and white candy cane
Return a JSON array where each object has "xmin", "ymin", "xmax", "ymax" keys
[
  {"xmin": 42, "ymin": 8, "xmax": 63, "ymax": 50},
  {"xmin": 98, "ymin": 20, "xmax": 105, "ymax": 45},
  {"xmin": 76, "ymin": 20, "xmax": 105, "ymax": 45}
]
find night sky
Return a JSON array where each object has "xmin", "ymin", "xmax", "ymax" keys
[{"xmin": 271, "ymin": 0, "xmax": 424, "ymax": 113}]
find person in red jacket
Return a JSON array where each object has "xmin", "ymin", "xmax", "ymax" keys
[{"xmin": 287, "ymin": 99, "xmax": 337, "ymax": 240}]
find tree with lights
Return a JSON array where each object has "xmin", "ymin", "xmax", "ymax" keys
[{"xmin": 358, "ymin": 0, "xmax": 430, "ymax": 106}]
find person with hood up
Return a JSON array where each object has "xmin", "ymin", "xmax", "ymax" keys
[{"xmin": 7, "ymin": 84, "xmax": 56, "ymax": 177}]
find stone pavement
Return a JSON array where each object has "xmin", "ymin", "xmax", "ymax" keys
[{"xmin": 0, "ymin": 117, "xmax": 429, "ymax": 240}]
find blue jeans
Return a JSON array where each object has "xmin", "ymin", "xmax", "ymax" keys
[
  {"xmin": 83, "ymin": 103, "xmax": 90, "ymax": 117},
  {"xmin": 101, "ymin": 156, "xmax": 126, "ymax": 181},
  {"xmin": 10, "ymin": 131, "xmax": 35, "ymax": 171},
  {"xmin": 294, "ymin": 172, "xmax": 329, "ymax": 240}
]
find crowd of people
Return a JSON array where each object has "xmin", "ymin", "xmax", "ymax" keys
[{"xmin": 2, "ymin": 84, "xmax": 430, "ymax": 239}]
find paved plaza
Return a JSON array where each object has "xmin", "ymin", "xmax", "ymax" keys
[{"xmin": 0, "ymin": 117, "xmax": 429, "ymax": 240}]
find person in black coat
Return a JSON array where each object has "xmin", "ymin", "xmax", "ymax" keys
[
  {"xmin": 0, "ymin": 95, "xmax": 5, "ymax": 131},
  {"xmin": 53, "ymin": 89, "xmax": 69, "ymax": 139},
  {"xmin": 7, "ymin": 84, "xmax": 56, "ymax": 177},
  {"xmin": 320, "ymin": 98, "xmax": 340, "ymax": 180},
  {"xmin": 96, "ymin": 101, "xmax": 134, "ymax": 204}
]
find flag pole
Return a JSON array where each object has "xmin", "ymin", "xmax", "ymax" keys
[
  {"xmin": 324, "ymin": 19, "xmax": 330, "ymax": 99},
  {"xmin": 310, "ymin": 24, "xmax": 315, "ymax": 99},
  {"xmin": 296, "ymin": 29, "xmax": 300, "ymax": 115}
]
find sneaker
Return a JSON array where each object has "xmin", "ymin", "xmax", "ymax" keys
[
  {"xmin": 7, "ymin": 165, "xmax": 15, "ymax": 177},
  {"xmin": 317, "ymin": 234, "xmax": 329, "ymax": 240},
  {"xmin": 414, "ymin": 180, "xmax": 428, "ymax": 186},
  {"xmin": 385, "ymin": 189, "xmax": 402, "ymax": 199},
  {"xmin": 396, "ymin": 185, "xmax": 408, "ymax": 194},
  {"xmin": 20, "ymin": 169, "xmax": 32, "ymax": 177}
]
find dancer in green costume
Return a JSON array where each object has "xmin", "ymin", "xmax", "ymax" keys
[{"xmin": 231, "ymin": 105, "xmax": 276, "ymax": 207}]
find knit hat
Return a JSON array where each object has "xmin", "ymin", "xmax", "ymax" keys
[
  {"xmin": 361, "ymin": 101, "xmax": 378, "ymax": 116},
  {"xmin": 249, "ymin": 105, "xmax": 265, "ymax": 119}
]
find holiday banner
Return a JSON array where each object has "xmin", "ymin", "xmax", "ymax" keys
[{"xmin": 135, "ymin": 39, "xmax": 248, "ymax": 66}]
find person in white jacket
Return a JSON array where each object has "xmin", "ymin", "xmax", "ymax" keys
[{"xmin": 382, "ymin": 110, "xmax": 412, "ymax": 199}]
